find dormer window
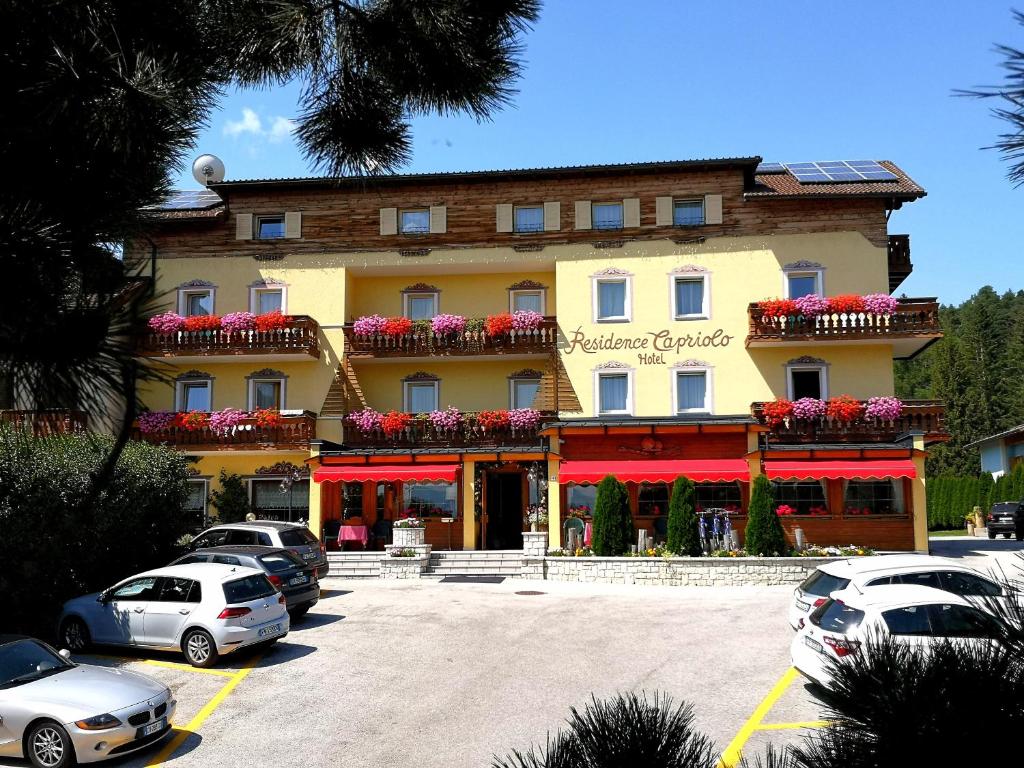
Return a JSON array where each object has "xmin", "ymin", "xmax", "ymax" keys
[
  {"xmin": 256, "ymin": 215, "xmax": 286, "ymax": 240},
  {"xmin": 400, "ymin": 209, "xmax": 430, "ymax": 234},
  {"xmin": 592, "ymin": 202, "xmax": 624, "ymax": 230}
]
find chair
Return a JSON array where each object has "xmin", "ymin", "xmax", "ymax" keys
[
  {"xmin": 652, "ymin": 516, "xmax": 668, "ymax": 543},
  {"xmin": 563, "ymin": 516, "xmax": 585, "ymax": 549},
  {"xmin": 322, "ymin": 520, "xmax": 342, "ymax": 551},
  {"xmin": 371, "ymin": 517, "xmax": 392, "ymax": 549}
]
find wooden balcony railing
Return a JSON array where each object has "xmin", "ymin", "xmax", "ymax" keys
[
  {"xmin": 1, "ymin": 410, "xmax": 88, "ymax": 436},
  {"xmin": 747, "ymin": 298, "xmax": 941, "ymax": 346},
  {"xmin": 343, "ymin": 317, "xmax": 558, "ymax": 358},
  {"xmin": 134, "ymin": 411, "xmax": 317, "ymax": 451},
  {"xmin": 888, "ymin": 234, "xmax": 912, "ymax": 293},
  {"xmin": 139, "ymin": 316, "xmax": 320, "ymax": 359},
  {"xmin": 751, "ymin": 400, "xmax": 948, "ymax": 444},
  {"xmin": 343, "ymin": 414, "xmax": 552, "ymax": 449}
]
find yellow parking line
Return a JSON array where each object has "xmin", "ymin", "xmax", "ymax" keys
[
  {"xmin": 755, "ymin": 720, "xmax": 832, "ymax": 731},
  {"xmin": 716, "ymin": 667, "xmax": 799, "ymax": 768},
  {"xmin": 144, "ymin": 654, "xmax": 262, "ymax": 767},
  {"xmin": 142, "ymin": 659, "xmax": 236, "ymax": 677}
]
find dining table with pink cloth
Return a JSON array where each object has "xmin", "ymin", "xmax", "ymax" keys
[
  {"xmin": 584, "ymin": 522, "xmax": 593, "ymax": 547},
  {"xmin": 337, "ymin": 525, "xmax": 369, "ymax": 548}
]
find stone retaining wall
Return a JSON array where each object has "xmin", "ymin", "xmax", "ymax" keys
[
  {"xmin": 537, "ymin": 556, "xmax": 843, "ymax": 586},
  {"xmin": 379, "ymin": 555, "xmax": 428, "ymax": 579}
]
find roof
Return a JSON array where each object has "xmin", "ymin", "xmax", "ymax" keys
[
  {"xmin": 138, "ymin": 563, "xmax": 263, "ymax": 581},
  {"xmin": 193, "ymin": 545, "xmax": 289, "ymax": 555},
  {"xmin": 966, "ymin": 424, "xmax": 1024, "ymax": 448},
  {"xmin": 205, "ymin": 521, "xmax": 305, "ymax": 531},
  {"xmin": 0, "ymin": 634, "xmax": 29, "ymax": 646},
  {"xmin": 833, "ymin": 584, "xmax": 970, "ymax": 609},
  {"xmin": 747, "ymin": 160, "xmax": 924, "ymax": 201},
  {"xmin": 820, "ymin": 554, "xmax": 957, "ymax": 577}
]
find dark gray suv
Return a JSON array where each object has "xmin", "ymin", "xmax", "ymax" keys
[
  {"xmin": 189, "ymin": 521, "xmax": 330, "ymax": 578},
  {"xmin": 987, "ymin": 501, "xmax": 1024, "ymax": 541}
]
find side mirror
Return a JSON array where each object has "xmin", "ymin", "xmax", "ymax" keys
[
  {"xmin": 59, "ymin": 649, "xmax": 71, "ymax": 660},
  {"xmin": 97, "ymin": 591, "xmax": 110, "ymax": 604}
]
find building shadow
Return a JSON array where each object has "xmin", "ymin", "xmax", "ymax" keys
[
  {"xmin": 929, "ymin": 537, "xmax": 1024, "ymax": 559},
  {"xmin": 287, "ymin": 613, "xmax": 345, "ymax": 631}
]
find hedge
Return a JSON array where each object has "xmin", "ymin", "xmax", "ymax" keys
[{"xmin": 927, "ymin": 464, "xmax": 1024, "ymax": 530}]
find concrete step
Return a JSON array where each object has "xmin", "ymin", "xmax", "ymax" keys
[
  {"xmin": 428, "ymin": 565, "xmax": 521, "ymax": 574},
  {"xmin": 328, "ymin": 569, "xmax": 381, "ymax": 578}
]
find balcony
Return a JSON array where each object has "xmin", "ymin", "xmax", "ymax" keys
[
  {"xmin": 746, "ymin": 298, "xmax": 941, "ymax": 359},
  {"xmin": 139, "ymin": 316, "xmax": 320, "ymax": 362},
  {"xmin": 342, "ymin": 413, "xmax": 552, "ymax": 450},
  {"xmin": 134, "ymin": 411, "xmax": 316, "ymax": 452},
  {"xmin": 343, "ymin": 318, "xmax": 558, "ymax": 360},
  {"xmin": 751, "ymin": 400, "xmax": 948, "ymax": 445},
  {"xmin": 1, "ymin": 409, "xmax": 88, "ymax": 436},
  {"xmin": 888, "ymin": 234, "xmax": 912, "ymax": 292}
]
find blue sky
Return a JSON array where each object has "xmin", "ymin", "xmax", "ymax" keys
[{"xmin": 174, "ymin": 1, "xmax": 1024, "ymax": 304}]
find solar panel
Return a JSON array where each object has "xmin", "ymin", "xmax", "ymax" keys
[
  {"xmin": 146, "ymin": 189, "xmax": 223, "ymax": 210},
  {"xmin": 783, "ymin": 161, "xmax": 897, "ymax": 184},
  {"xmin": 756, "ymin": 162, "xmax": 786, "ymax": 174}
]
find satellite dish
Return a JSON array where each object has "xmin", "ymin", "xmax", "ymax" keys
[{"xmin": 192, "ymin": 154, "xmax": 225, "ymax": 186}]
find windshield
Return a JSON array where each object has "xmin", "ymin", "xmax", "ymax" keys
[
  {"xmin": 809, "ymin": 599, "xmax": 866, "ymax": 635},
  {"xmin": 0, "ymin": 639, "xmax": 73, "ymax": 688},
  {"xmin": 799, "ymin": 569, "xmax": 851, "ymax": 597},
  {"xmin": 279, "ymin": 528, "xmax": 318, "ymax": 547}
]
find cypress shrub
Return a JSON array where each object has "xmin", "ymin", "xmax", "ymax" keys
[
  {"xmin": 744, "ymin": 475, "xmax": 787, "ymax": 555},
  {"xmin": 667, "ymin": 476, "xmax": 700, "ymax": 556},
  {"xmin": 978, "ymin": 472, "xmax": 995, "ymax": 516},
  {"xmin": 209, "ymin": 470, "xmax": 253, "ymax": 522},
  {"xmin": 591, "ymin": 475, "xmax": 632, "ymax": 556},
  {"xmin": 1011, "ymin": 462, "xmax": 1024, "ymax": 501}
]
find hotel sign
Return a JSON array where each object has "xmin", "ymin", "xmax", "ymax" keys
[{"xmin": 565, "ymin": 326, "xmax": 734, "ymax": 365}]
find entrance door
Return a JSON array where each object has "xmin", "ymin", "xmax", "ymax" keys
[{"xmin": 485, "ymin": 472, "xmax": 524, "ymax": 550}]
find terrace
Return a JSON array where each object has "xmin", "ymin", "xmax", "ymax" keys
[
  {"xmin": 342, "ymin": 411, "xmax": 553, "ymax": 450},
  {"xmin": 134, "ymin": 410, "xmax": 317, "ymax": 452},
  {"xmin": 139, "ymin": 315, "xmax": 320, "ymax": 362},
  {"xmin": 343, "ymin": 317, "xmax": 559, "ymax": 359},
  {"xmin": 0, "ymin": 409, "xmax": 88, "ymax": 436},
  {"xmin": 751, "ymin": 399, "xmax": 948, "ymax": 445}
]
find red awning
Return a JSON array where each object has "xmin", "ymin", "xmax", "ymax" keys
[
  {"xmin": 764, "ymin": 459, "xmax": 917, "ymax": 481},
  {"xmin": 313, "ymin": 464, "xmax": 459, "ymax": 483},
  {"xmin": 558, "ymin": 459, "xmax": 749, "ymax": 484}
]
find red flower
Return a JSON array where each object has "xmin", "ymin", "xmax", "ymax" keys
[
  {"xmin": 174, "ymin": 410, "xmax": 209, "ymax": 431},
  {"xmin": 183, "ymin": 314, "xmax": 222, "ymax": 332},
  {"xmin": 484, "ymin": 313, "xmax": 514, "ymax": 336},
  {"xmin": 757, "ymin": 299, "xmax": 799, "ymax": 319},
  {"xmin": 254, "ymin": 310, "xmax": 288, "ymax": 332},
  {"xmin": 477, "ymin": 409, "xmax": 510, "ymax": 430},
  {"xmin": 253, "ymin": 409, "xmax": 282, "ymax": 428},
  {"xmin": 826, "ymin": 395, "xmax": 864, "ymax": 423},
  {"xmin": 775, "ymin": 504, "xmax": 796, "ymax": 516},
  {"xmin": 761, "ymin": 398, "xmax": 794, "ymax": 427},
  {"xmin": 827, "ymin": 295, "xmax": 866, "ymax": 314},
  {"xmin": 381, "ymin": 410, "xmax": 411, "ymax": 436},
  {"xmin": 381, "ymin": 316, "xmax": 413, "ymax": 337}
]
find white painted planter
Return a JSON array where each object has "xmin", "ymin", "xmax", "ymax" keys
[{"xmin": 393, "ymin": 526, "xmax": 426, "ymax": 547}]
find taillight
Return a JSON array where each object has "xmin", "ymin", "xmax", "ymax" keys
[
  {"xmin": 987, "ymin": 513, "xmax": 994, "ymax": 521},
  {"xmin": 797, "ymin": 618, "xmax": 805, "ymax": 630},
  {"xmin": 217, "ymin": 607, "xmax": 251, "ymax": 620},
  {"xmin": 812, "ymin": 597, "xmax": 827, "ymax": 608},
  {"xmin": 268, "ymin": 574, "xmax": 283, "ymax": 587},
  {"xmin": 278, "ymin": 593, "xmax": 286, "ymax": 605},
  {"xmin": 823, "ymin": 636, "xmax": 861, "ymax": 657}
]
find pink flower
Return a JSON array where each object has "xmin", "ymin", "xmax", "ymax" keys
[
  {"xmin": 864, "ymin": 396, "xmax": 903, "ymax": 421},
  {"xmin": 511, "ymin": 310, "xmax": 544, "ymax": 331},
  {"xmin": 430, "ymin": 314, "xmax": 467, "ymax": 335},
  {"xmin": 208, "ymin": 408, "xmax": 248, "ymax": 436},
  {"xmin": 221, "ymin": 312, "xmax": 256, "ymax": 333},
  {"xmin": 508, "ymin": 408, "xmax": 541, "ymax": 430},
  {"xmin": 352, "ymin": 315, "xmax": 387, "ymax": 335},
  {"xmin": 348, "ymin": 407, "xmax": 383, "ymax": 434},
  {"xmin": 793, "ymin": 294, "xmax": 830, "ymax": 317},
  {"xmin": 147, "ymin": 312, "xmax": 186, "ymax": 334},
  {"xmin": 791, "ymin": 397, "xmax": 826, "ymax": 420},
  {"xmin": 863, "ymin": 293, "xmax": 899, "ymax": 316},
  {"xmin": 428, "ymin": 406, "xmax": 462, "ymax": 430},
  {"xmin": 137, "ymin": 411, "xmax": 176, "ymax": 433}
]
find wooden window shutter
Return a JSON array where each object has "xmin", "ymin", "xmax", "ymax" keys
[
  {"xmin": 284, "ymin": 211, "xmax": 302, "ymax": 239},
  {"xmin": 496, "ymin": 204, "xmax": 513, "ymax": 233},
  {"xmin": 623, "ymin": 198, "xmax": 641, "ymax": 228},
  {"xmin": 704, "ymin": 194, "xmax": 723, "ymax": 225},
  {"xmin": 543, "ymin": 201, "xmax": 560, "ymax": 231},
  {"xmin": 429, "ymin": 205, "xmax": 447, "ymax": 234},
  {"xmin": 574, "ymin": 200, "xmax": 592, "ymax": 230},
  {"xmin": 379, "ymin": 207, "xmax": 398, "ymax": 236},
  {"xmin": 655, "ymin": 196, "xmax": 673, "ymax": 226},
  {"xmin": 235, "ymin": 213, "xmax": 253, "ymax": 240}
]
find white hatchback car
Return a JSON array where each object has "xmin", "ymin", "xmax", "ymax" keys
[
  {"xmin": 791, "ymin": 584, "xmax": 1004, "ymax": 688},
  {"xmin": 58, "ymin": 564, "xmax": 289, "ymax": 668},
  {"xmin": 788, "ymin": 555, "xmax": 1003, "ymax": 629}
]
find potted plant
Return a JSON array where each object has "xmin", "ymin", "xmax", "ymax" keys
[
  {"xmin": 393, "ymin": 515, "xmax": 426, "ymax": 547},
  {"xmin": 965, "ymin": 514, "xmax": 976, "ymax": 537}
]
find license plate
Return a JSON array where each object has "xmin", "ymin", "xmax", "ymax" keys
[
  {"xmin": 259, "ymin": 623, "xmax": 281, "ymax": 638},
  {"xmin": 289, "ymin": 574, "xmax": 308, "ymax": 586},
  {"xmin": 1001, "ymin": 517, "xmax": 1013, "ymax": 522},
  {"xmin": 140, "ymin": 718, "xmax": 166, "ymax": 738},
  {"xmin": 301, "ymin": 552, "xmax": 316, "ymax": 560},
  {"xmin": 796, "ymin": 599, "xmax": 810, "ymax": 612},
  {"xmin": 803, "ymin": 636, "xmax": 824, "ymax": 654}
]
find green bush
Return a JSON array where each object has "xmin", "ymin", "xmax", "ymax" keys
[
  {"xmin": 744, "ymin": 475, "xmax": 787, "ymax": 556},
  {"xmin": 209, "ymin": 470, "xmax": 252, "ymax": 523},
  {"xmin": 591, "ymin": 475, "xmax": 632, "ymax": 556},
  {"xmin": 0, "ymin": 428, "xmax": 192, "ymax": 637},
  {"xmin": 667, "ymin": 477, "xmax": 700, "ymax": 556}
]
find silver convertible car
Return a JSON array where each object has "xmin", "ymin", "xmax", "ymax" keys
[{"xmin": 0, "ymin": 636, "xmax": 175, "ymax": 767}]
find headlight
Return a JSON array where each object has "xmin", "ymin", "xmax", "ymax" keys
[{"xmin": 75, "ymin": 713, "xmax": 122, "ymax": 730}]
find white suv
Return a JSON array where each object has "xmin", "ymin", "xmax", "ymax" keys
[
  {"xmin": 59, "ymin": 564, "xmax": 290, "ymax": 667},
  {"xmin": 789, "ymin": 555, "xmax": 1002, "ymax": 629},
  {"xmin": 791, "ymin": 584, "xmax": 1004, "ymax": 688}
]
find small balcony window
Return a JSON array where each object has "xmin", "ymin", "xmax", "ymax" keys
[
  {"xmin": 786, "ymin": 271, "xmax": 821, "ymax": 298},
  {"xmin": 403, "ymin": 292, "xmax": 438, "ymax": 320},
  {"xmin": 510, "ymin": 289, "xmax": 544, "ymax": 314},
  {"xmin": 253, "ymin": 288, "xmax": 283, "ymax": 315},
  {"xmin": 404, "ymin": 381, "xmax": 439, "ymax": 413},
  {"xmin": 177, "ymin": 380, "xmax": 211, "ymax": 411},
  {"xmin": 400, "ymin": 209, "xmax": 431, "ymax": 234},
  {"xmin": 514, "ymin": 205, "xmax": 544, "ymax": 233},
  {"xmin": 251, "ymin": 379, "xmax": 284, "ymax": 410},
  {"xmin": 592, "ymin": 202, "xmax": 624, "ymax": 230},
  {"xmin": 180, "ymin": 290, "xmax": 213, "ymax": 317},
  {"xmin": 510, "ymin": 378, "xmax": 541, "ymax": 409},
  {"xmin": 257, "ymin": 215, "xmax": 286, "ymax": 240},
  {"xmin": 673, "ymin": 199, "xmax": 705, "ymax": 227}
]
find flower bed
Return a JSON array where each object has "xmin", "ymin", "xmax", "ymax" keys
[
  {"xmin": 757, "ymin": 292, "xmax": 901, "ymax": 318},
  {"xmin": 347, "ymin": 407, "xmax": 543, "ymax": 439},
  {"xmin": 146, "ymin": 310, "xmax": 294, "ymax": 335},
  {"xmin": 759, "ymin": 395, "xmax": 903, "ymax": 428},
  {"xmin": 136, "ymin": 407, "xmax": 287, "ymax": 434}
]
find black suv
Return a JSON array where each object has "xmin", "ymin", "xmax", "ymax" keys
[{"xmin": 987, "ymin": 501, "xmax": 1024, "ymax": 541}]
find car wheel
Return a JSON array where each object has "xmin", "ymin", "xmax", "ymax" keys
[
  {"xmin": 288, "ymin": 605, "xmax": 310, "ymax": 622},
  {"xmin": 182, "ymin": 629, "xmax": 218, "ymax": 668},
  {"xmin": 26, "ymin": 720, "xmax": 75, "ymax": 768},
  {"xmin": 59, "ymin": 617, "xmax": 90, "ymax": 653},
  {"xmin": 988, "ymin": 529, "xmax": 997, "ymax": 539}
]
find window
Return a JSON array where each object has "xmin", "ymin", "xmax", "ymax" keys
[
  {"xmin": 844, "ymin": 480, "xmax": 905, "ymax": 516},
  {"xmin": 567, "ymin": 484, "xmax": 597, "ymax": 515},
  {"xmin": 404, "ymin": 380, "xmax": 439, "ymax": 413},
  {"xmin": 673, "ymin": 276, "xmax": 708, "ymax": 319},
  {"xmin": 403, "ymin": 292, "xmax": 438, "ymax": 320},
  {"xmin": 510, "ymin": 378, "xmax": 541, "ymax": 409},
  {"xmin": 896, "ymin": 571, "xmax": 942, "ymax": 590},
  {"xmin": 787, "ymin": 366, "xmax": 827, "ymax": 400},
  {"xmin": 510, "ymin": 290, "xmax": 545, "ymax": 314},
  {"xmin": 249, "ymin": 378, "xmax": 284, "ymax": 410},
  {"xmin": 177, "ymin": 379, "xmax": 211, "ymax": 411},
  {"xmin": 798, "ymin": 570, "xmax": 851, "ymax": 597},
  {"xmin": 402, "ymin": 482, "xmax": 457, "ymax": 518},
  {"xmin": 180, "ymin": 289, "xmax": 214, "ymax": 317},
  {"xmin": 809, "ymin": 600, "xmax": 865, "ymax": 634},
  {"xmin": 594, "ymin": 278, "xmax": 630, "ymax": 321},
  {"xmin": 212, "ymin": 555, "xmax": 241, "ymax": 566},
  {"xmin": 786, "ymin": 271, "xmax": 822, "ymax": 298},
  {"xmin": 185, "ymin": 479, "xmax": 209, "ymax": 528},
  {"xmin": 258, "ymin": 551, "xmax": 304, "ymax": 572},
  {"xmin": 342, "ymin": 482, "xmax": 363, "ymax": 520},
  {"xmin": 673, "ymin": 199, "xmax": 705, "ymax": 227},
  {"xmin": 773, "ymin": 480, "xmax": 828, "ymax": 516},
  {"xmin": 257, "ymin": 215, "xmax": 286, "ymax": 240},
  {"xmin": 592, "ymin": 202, "xmax": 624, "ymax": 230},
  {"xmin": 278, "ymin": 527, "xmax": 318, "ymax": 546},
  {"xmin": 638, "ymin": 483, "xmax": 670, "ymax": 516},
  {"xmin": 191, "ymin": 530, "xmax": 228, "ymax": 549},
  {"xmin": 157, "ymin": 578, "xmax": 200, "ymax": 603},
  {"xmin": 223, "ymin": 529, "xmax": 260, "ymax": 546},
  {"xmin": 112, "ymin": 577, "xmax": 158, "ymax": 601},
  {"xmin": 882, "ymin": 605, "xmax": 932, "ymax": 636},
  {"xmin": 514, "ymin": 205, "xmax": 544, "ymax": 233},
  {"xmin": 939, "ymin": 571, "xmax": 1002, "ymax": 597},
  {"xmin": 675, "ymin": 370, "xmax": 709, "ymax": 413},
  {"xmin": 597, "ymin": 372, "xmax": 630, "ymax": 415},
  {"xmin": 400, "ymin": 209, "xmax": 430, "ymax": 234},
  {"xmin": 223, "ymin": 575, "xmax": 276, "ymax": 603},
  {"xmin": 694, "ymin": 482, "xmax": 743, "ymax": 514},
  {"xmin": 251, "ymin": 478, "xmax": 310, "ymax": 522},
  {"xmin": 928, "ymin": 604, "xmax": 1002, "ymax": 638},
  {"xmin": 252, "ymin": 287, "xmax": 284, "ymax": 315}
]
